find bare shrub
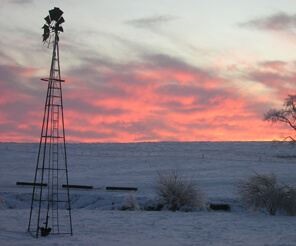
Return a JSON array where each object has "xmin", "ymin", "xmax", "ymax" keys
[
  {"xmin": 122, "ymin": 192, "xmax": 141, "ymax": 211},
  {"xmin": 154, "ymin": 169, "xmax": 208, "ymax": 211},
  {"xmin": 238, "ymin": 172, "xmax": 278, "ymax": 215},
  {"xmin": 279, "ymin": 184, "xmax": 296, "ymax": 216},
  {"xmin": 0, "ymin": 197, "xmax": 5, "ymax": 209},
  {"xmin": 238, "ymin": 172, "xmax": 296, "ymax": 216}
]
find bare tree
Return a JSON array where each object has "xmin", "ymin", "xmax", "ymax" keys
[{"xmin": 264, "ymin": 94, "xmax": 296, "ymax": 141}]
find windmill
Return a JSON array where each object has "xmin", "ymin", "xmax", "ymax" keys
[{"xmin": 28, "ymin": 7, "xmax": 73, "ymax": 238}]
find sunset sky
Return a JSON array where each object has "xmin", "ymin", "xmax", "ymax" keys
[{"xmin": 1, "ymin": 0, "xmax": 296, "ymax": 142}]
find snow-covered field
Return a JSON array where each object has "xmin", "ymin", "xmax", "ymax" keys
[{"xmin": 0, "ymin": 141, "xmax": 296, "ymax": 245}]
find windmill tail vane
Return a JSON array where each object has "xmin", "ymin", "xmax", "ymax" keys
[{"xmin": 28, "ymin": 7, "xmax": 73, "ymax": 238}]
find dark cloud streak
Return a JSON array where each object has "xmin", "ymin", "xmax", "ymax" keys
[
  {"xmin": 11, "ymin": 0, "xmax": 33, "ymax": 5},
  {"xmin": 125, "ymin": 15, "xmax": 178, "ymax": 29},
  {"xmin": 240, "ymin": 12, "xmax": 296, "ymax": 32}
]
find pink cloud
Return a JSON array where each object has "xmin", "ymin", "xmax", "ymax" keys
[
  {"xmin": 0, "ymin": 52, "xmax": 295, "ymax": 142},
  {"xmin": 243, "ymin": 60, "xmax": 296, "ymax": 100}
]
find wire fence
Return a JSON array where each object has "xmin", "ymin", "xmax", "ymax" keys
[{"xmin": 1, "ymin": 143, "xmax": 296, "ymax": 164}]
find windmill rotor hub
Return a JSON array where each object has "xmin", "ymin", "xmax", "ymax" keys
[{"xmin": 42, "ymin": 7, "xmax": 65, "ymax": 43}]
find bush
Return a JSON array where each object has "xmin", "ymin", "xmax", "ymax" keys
[
  {"xmin": 0, "ymin": 197, "xmax": 5, "ymax": 209},
  {"xmin": 154, "ymin": 169, "xmax": 208, "ymax": 211},
  {"xmin": 238, "ymin": 172, "xmax": 296, "ymax": 216},
  {"xmin": 279, "ymin": 184, "xmax": 296, "ymax": 216},
  {"xmin": 121, "ymin": 192, "xmax": 141, "ymax": 211}
]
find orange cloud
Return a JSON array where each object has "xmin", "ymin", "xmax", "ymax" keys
[{"xmin": 0, "ymin": 53, "xmax": 295, "ymax": 143}]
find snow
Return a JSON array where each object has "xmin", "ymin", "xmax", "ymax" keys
[{"xmin": 1, "ymin": 141, "xmax": 296, "ymax": 245}]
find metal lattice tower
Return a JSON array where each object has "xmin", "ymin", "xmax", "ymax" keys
[{"xmin": 28, "ymin": 7, "xmax": 72, "ymax": 238}]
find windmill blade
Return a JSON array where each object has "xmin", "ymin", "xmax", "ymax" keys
[
  {"xmin": 42, "ymin": 24, "xmax": 50, "ymax": 42},
  {"xmin": 49, "ymin": 7, "xmax": 63, "ymax": 22},
  {"xmin": 57, "ymin": 26, "xmax": 64, "ymax": 32},
  {"xmin": 44, "ymin": 15, "xmax": 51, "ymax": 25},
  {"xmin": 57, "ymin": 16, "xmax": 65, "ymax": 25},
  {"xmin": 54, "ymin": 23, "xmax": 64, "ymax": 33},
  {"xmin": 42, "ymin": 32, "xmax": 50, "ymax": 42},
  {"xmin": 42, "ymin": 24, "xmax": 50, "ymax": 33}
]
